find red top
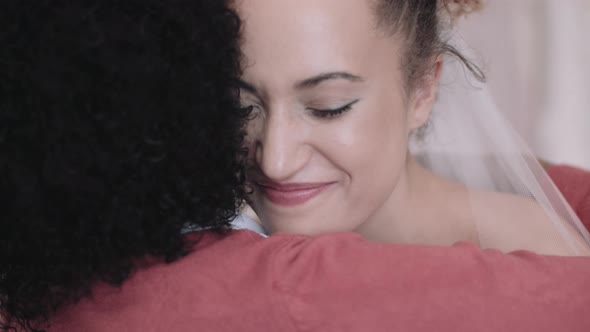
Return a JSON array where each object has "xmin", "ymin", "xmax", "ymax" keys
[
  {"xmin": 547, "ymin": 165, "xmax": 590, "ymax": 230},
  {"xmin": 45, "ymin": 165, "xmax": 590, "ymax": 332}
]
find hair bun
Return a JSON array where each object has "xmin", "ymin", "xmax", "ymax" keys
[{"xmin": 441, "ymin": 0, "xmax": 484, "ymax": 20}]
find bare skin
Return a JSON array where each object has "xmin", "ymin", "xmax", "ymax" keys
[{"xmin": 236, "ymin": 0, "xmax": 589, "ymax": 255}]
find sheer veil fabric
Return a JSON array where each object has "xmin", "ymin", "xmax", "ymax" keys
[{"xmin": 410, "ymin": 35, "xmax": 590, "ymax": 255}]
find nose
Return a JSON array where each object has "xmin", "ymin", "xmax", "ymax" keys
[{"xmin": 254, "ymin": 110, "xmax": 310, "ymax": 182}]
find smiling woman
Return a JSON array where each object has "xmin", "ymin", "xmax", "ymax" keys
[{"xmin": 235, "ymin": 0, "xmax": 590, "ymax": 255}]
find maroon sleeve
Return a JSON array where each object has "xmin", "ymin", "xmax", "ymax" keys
[{"xmin": 548, "ymin": 165, "xmax": 590, "ymax": 230}]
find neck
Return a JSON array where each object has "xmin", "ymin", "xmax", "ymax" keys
[
  {"xmin": 355, "ymin": 154, "xmax": 476, "ymax": 245},
  {"xmin": 353, "ymin": 154, "xmax": 421, "ymax": 241}
]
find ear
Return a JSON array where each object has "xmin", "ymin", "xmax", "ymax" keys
[{"xmin": 408, "ymin": 56, "xmax": 443, "ymax": 130}]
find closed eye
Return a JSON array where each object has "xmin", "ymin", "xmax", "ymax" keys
[{"xmin": 309, "ymin": 99, "xmax": 360, "ymax": 119}]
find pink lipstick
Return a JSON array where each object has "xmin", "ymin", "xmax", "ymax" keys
[{"xmin": 256, "ymin": 181, "xmax": 334, "ymax": 206}]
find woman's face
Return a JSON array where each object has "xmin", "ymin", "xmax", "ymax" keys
[{"xmin": 238, "ymin": 0, "xmax": 437, "ymax": 235}]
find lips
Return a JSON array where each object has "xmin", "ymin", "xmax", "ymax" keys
[{"xmin": 255, "ymin": 181, "xmax": 334, "ymax": 206}]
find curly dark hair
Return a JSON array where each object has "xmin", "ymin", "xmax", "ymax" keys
[{"xmin": 0, "ymin": 0, "xmax": 247, "ymax": 330}]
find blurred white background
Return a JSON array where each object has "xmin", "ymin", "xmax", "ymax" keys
[{"xmin": 457, "ymin": 0, "xmax": 590, "ymax": 168}]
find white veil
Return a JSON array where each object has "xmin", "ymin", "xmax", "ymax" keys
[{"xmin": 409, "ymin": 35, "xmax": 590, "ymax": 255}]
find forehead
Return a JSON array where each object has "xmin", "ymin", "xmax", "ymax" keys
[{"xmin": 237, "ymin": 0, "xmax": 401, "ymax": 87}]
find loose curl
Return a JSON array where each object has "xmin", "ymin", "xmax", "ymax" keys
[{"xmin": 0, "ymin": 0, "xmax": 247, "ymax": 331}]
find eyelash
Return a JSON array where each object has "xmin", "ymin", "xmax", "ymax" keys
[{"xmin": 310, "ymin": 99, "xmax": 360, "ymax": 118}]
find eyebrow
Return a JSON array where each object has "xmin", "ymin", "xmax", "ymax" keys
[
  {"xmin": 295, "ymin": 72, "xmax": 364, "ymax": 89},
  {"xmin": 238, "ymin": 71, "xmax": 364, "ymax": 96},
  {"xmin": 237, "ymin": 80, "xmax": 258, "ymax": 95}
]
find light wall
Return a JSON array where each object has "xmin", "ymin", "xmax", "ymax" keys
[{"xmin": 457, "ymin": 0, "xmax": 590, "ymax": 168}]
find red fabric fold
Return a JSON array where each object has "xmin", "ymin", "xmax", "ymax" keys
[{"xmin": 547, "ymin": 165, "xmax": 590, "ymax": 230}]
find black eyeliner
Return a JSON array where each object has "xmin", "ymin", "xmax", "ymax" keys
[{"xmin": 311, "ymin": 99, "xmax": 360, "ymax": 118}]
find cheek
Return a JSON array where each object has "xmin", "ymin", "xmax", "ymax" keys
[
  {"xmin": 320, "ymin": 97, "xmax": 409, "ymax": 176},
  {"xmin": 314, "ymin": 96, "xmax": 409, "ymax": 219},
  {"xmin": 350, "ymin": 107, "xmax": 408, "ymax": 192}
]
